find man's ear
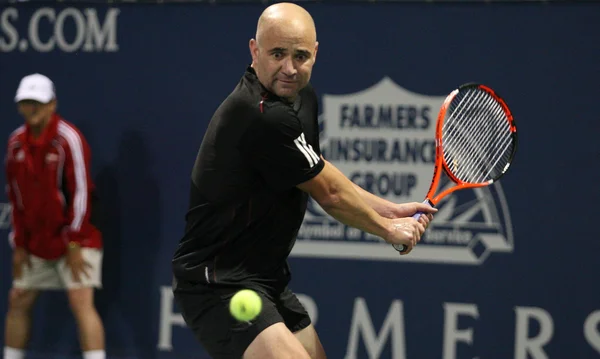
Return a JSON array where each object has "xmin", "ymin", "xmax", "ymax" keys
[
  {"xmin": 49, "ymin": 99, "xmax": 58, "ymax": 113},
  {"xmin": 249, "ymin": 38, "xmax": 259, "ymax": 63}
]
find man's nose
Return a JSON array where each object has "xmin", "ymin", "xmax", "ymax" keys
[{"xmin": 280, "ymin": 57, "xmax": 297, "ymax": 76}]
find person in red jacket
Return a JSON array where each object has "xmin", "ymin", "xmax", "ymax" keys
[{"xmin": 3, "ymin": 74, "xmax": 106, "ymax": 359}]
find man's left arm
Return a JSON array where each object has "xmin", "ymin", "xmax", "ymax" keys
[
  {"xmin": 63, "ymin": 129, "xmax": 92, "ymax": 245},
  {"xmin": 61, "ymin": 127, "xmax": 94, "ymax": 281},
  {"xmin": 321, "ymin": 156, "xmax": 436, "ymax": 220}
]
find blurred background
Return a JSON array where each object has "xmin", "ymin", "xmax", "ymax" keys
[{"xmin": 0, "ymin": 0, "xmax": 599, "ymax": 358}]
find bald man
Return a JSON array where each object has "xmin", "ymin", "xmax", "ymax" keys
[{"xmin": 171, "ymin": 3, "xmax": 436, "ymax": 359}]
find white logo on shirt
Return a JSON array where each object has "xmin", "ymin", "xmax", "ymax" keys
[
  {"xmin": 294, "ymin": 133, "xmax": 319, "ymax": 168},
  {"xmin": 45, "ymin": 153, "xmax": 59, "ymax": 163},
  {"xmin": 15, "ymin": 150, "xmax": 24, "ymax": 162}
]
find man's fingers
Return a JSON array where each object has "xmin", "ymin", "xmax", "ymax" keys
[
  {"xmin": 81, "ymin": 265, "xmax": 91, "ymax": 279},
  {"xmin": 416, "ymin": 221, "xmax": 426, "ymax": 236},
  {"xmin": 81, "ymin": 270, "xmax": 90, "ymax": 280},
  {"xmin": 425, "ymin": 214, "xmax": 433, "ymax": 225},
  {"xmin": 73, "ymin": 262, "xmax": 92, "ymax": 280},
  {"xmin": 413, "ymin": 226, "xmax": 419, "ymax": 245},
  {"xmin": 417, "ymin": 213, "xmax": 434, "ymax": 228},
  {"xmin": 72, "ymin": 267, "xmax": 81, "ymax": 283},
  {"xmin": 415, "ymin": 202, "xmax": 438, "ymax": 214}
]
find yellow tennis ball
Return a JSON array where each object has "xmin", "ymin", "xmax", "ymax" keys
[{"xmin": 229, "ymin": 289, "xmax": 262, "ymax": 322}]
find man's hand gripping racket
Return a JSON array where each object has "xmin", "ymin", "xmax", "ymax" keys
[{"xmin": 394, "ymin": 83, "xmax": 518, "ymax": 253}]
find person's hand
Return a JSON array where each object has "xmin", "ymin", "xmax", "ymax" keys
[
  {"xmin": 389, "ymin": 202, "xmax": 437, "ymax": 228},
  {"xmin": 66, "ymin": 243, "xmax": 92, "ymax": 283},
  {"xmin": 383, "ymin": 217, "xmax": 426, "ymax": 255},
  {"xmin": 12, "ymin": 247, "xmax": 31, "ymax": 279}
]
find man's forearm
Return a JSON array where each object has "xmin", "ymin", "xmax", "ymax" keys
[
  {"xmin": 324, "ymin": 160, "xmax": 396, "ymax": 217},
  {"xmin": 351, "ymin": 182, "xmax": 397, "ymax": 218},
  {"xmin": 299, "ymin": 161, "xmax": 390, "ymax": 240},
  {"xmin": 321, "ymin": 183, "xmax": 389, "ymax": 239}
]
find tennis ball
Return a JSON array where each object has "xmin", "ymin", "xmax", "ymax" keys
[{"xmin": 229, "ymin": 289, "xmax": 262, "ymax": 322}]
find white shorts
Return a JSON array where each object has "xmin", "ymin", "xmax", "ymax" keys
[{"xmin": 13, "ymin": 248, "xmax": 103, "ymax": 290}]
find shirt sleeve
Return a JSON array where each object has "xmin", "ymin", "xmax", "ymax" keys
[
  {"xmin": 310, "ymin": 88, "xmax": 323, "ymax": 158},
  {"xmin": 5, "ymin": 153, "xmax": 26, "ymax": 248},
  {"xmin": 241, "ymin": 106, "xmax": 324, "ymax": 191},
  {"xmin": 62, "ymin": 126, "xmax": 93, "ymax": 243}
]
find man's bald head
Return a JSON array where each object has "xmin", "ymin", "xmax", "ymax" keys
[
  {"xmin": 255, "ymin": 2, "xmax": 317, "ymax": 47},
  {"xmin": 249, "ymin": 3, "xmax": 318, "ymax": 101}
]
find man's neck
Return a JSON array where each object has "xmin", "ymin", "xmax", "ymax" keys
[
  {"xmin": 30, "ymin": 126, "xmax": 44, "ymax": 139},
  {"xmin": 29, "ymin": 116, "xmax": 51, "ymax": 139}
]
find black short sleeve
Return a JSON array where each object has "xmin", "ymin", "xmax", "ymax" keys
[{"xmin": 241, "ymin": 106, "xmax": 324, "ymax": 191}]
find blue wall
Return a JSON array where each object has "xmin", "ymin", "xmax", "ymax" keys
[{"xmin": 1, "ymin": 2, "xmax": 599, "ymax": 358}]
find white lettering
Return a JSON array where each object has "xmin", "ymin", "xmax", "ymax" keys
[
  {"xmin": 83, "ymin": 8, "xmax": 119, "ymax": 52},
  {"xmin": 349, "ymin": 171, "xmax": 417, "ymax": 197},
  {"xmin": 345, "ymin": 297, "xmax": 406, "ymax": 359},
  {"xmin": 157, "ymin": 286, "xmax": 186, "ymax": 351},
  {"xmin": 514, "ymin": 306, "xmax": 554, "ymax": 359},
  {"xmin": 584, "ymin": 310, "xmax": 600, "ymax": 354},
  {"xmin": 443, "ymin": 303, "xmax": 478, "ymax": 359},
  {"xmin": 3, "ymin": 8, "xmax": 119, "ymax": 53},
  {"xmin": 425, "ymin": 229, "xmax": 474, "ymax": 245},
  {"xmin": 298, "ymin": 223, "xmax": 344, "ymax": 239},
  {"xmin": 29, "ymin": 8, "xmax": 56, "ymax": 52},
  {"xmin": 0, "ymin": 8, "xmax": 18, "ymax": 52},
  {"xmin": 55, "ymin": 8, "xmax": 86, "ymax": 52}
]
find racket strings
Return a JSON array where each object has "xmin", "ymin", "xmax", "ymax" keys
[
  {"xmin": 444, "ymin": 92, "xmax": 500, "ymax": 156},
  {"xmin": 449, "ymin": 96, "xmax": 508, "ymax": 181},
  {"xmin": 441, "ymin": 88, "xmax": 514, "ymax": 183},
  {"xmin": 449, "ymin": 106, "xmax": 511, "ymax": 182},
  {"xmin": 443, "ymin": 91, "xmax": 502, "ymax": 179},
  {"xmin": 447, "ymin": 95, "xmax": 512, "ymax": 182},
  {"xmin": 445, "ymin": 92, "xmax": 497, "ymax": 158}
]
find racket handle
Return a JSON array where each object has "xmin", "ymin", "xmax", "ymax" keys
[
  {"xmin": 393, "ymin": 199, "xmax": 433, "ymax": 253},
  {"xmin": 412, "ymin": 211, "xmax": 424, "ymax": 220}
]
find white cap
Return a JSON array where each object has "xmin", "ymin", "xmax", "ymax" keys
[{"xmin": 14, "ymin": 73, "xmax": 56, "ymax": 104}]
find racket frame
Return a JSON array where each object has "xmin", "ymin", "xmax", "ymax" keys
[{"xmin": 393, "ymin": 83, "xmax": 517, "ymax": 253}]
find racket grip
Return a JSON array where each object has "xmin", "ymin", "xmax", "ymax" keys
[
  {"xmin": 412, "ymin": 211, "xmax": 424, "ymax": 220},
  {"xmin": 393, "ymin": 199, "xmax": 433, "ymax": 253}
]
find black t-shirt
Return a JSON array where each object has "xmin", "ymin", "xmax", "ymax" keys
[{"xmin": 172, "ymin": 66, "xmax": 324, "ymax": 288}]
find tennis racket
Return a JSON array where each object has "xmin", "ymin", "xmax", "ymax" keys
[{"xmin": 393, "ymin": 83, "xmax": 518, "ymax": 253}]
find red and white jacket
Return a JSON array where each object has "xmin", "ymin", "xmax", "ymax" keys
[{"xmin": 5, "ymin": 113, "xmax": 102, "ymax": 260}]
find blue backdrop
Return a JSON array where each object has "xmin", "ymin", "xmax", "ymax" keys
[{"xmin": 1, "ymin": 2, "xmax": 599, "ymax": 358}]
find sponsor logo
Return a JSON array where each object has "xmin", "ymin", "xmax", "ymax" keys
[{"xmin": 0, "ymin": 7, "xmax": 119, "ymax": 53}]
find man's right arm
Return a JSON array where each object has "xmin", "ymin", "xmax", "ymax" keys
[
  {"xmin": 297, "ymin": 160, "xmax": 388, "ymax": 238},
  {"xmin": 297, "ymin": 159, "xmax": 424, "ymax": 252},
  {"xmin": 5, "ymin": 152, "xmax": 26, "ymax": 249},
  {"xmin": 239, "ymin": 105, "xmax": 424, "ymax": 253}
]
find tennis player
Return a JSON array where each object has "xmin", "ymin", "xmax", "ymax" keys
[{"xmin": 171, "ymin": 3, "xmax": 437, "ymax": 358}]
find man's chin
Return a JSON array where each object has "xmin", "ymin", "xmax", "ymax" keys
[
  {"xmin": 25, "ymin": 119, "xmax": 43, "ymax": 127},
  {"xmin": 275, "ymin": 85, "xmax": 300, "ymax": 99}
]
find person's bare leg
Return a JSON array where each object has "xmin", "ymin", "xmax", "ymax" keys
[
  {"xmin": 243, "ymin": 322, "xmax": 311, "ymax": 359},
  {"xmin": 4, "ymin": 288, "xmax": 39, "ymax": 355},
  {"xmin": 67, "ymin": 288, "xmax": 105, "ymax": 358},
  {"xmin": 294, "ymin": 324, "xmax": 327, "ymax": 359}
]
